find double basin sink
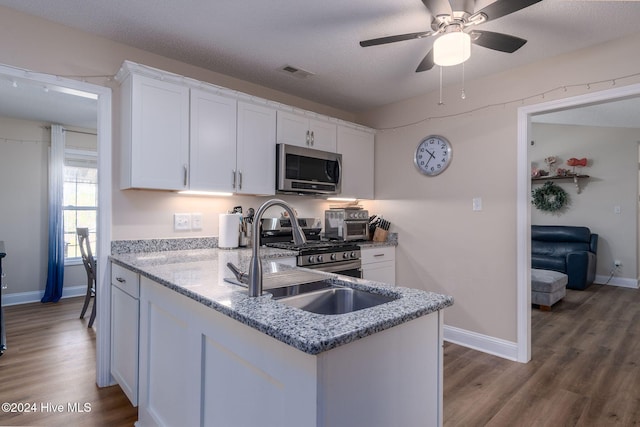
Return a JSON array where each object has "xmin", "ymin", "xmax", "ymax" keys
[
  {"xmin": 226, "ymin": 265, "xmax": 398, "ymax": 315},
  {"xmin": 268, "ymin": 280, "xmax": 396, "ymax": 315}
]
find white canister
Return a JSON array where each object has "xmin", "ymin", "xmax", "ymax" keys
[{"xmin": 218, "ymin": 213, "xmax": 241, "ymax": 249}]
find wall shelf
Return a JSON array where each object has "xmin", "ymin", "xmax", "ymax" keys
[{"xmin": 531, "ymin": 174, "xmax": 589, "ymax": 194}]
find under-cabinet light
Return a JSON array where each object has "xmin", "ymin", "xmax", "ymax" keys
[{"xmin": 178, "ymin": 190, "xmax": 233, "ymax": 197}]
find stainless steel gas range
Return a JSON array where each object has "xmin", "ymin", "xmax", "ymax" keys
[{"xmin": 260, "ymin": 218, "xmax": 362, "ymax": 278}]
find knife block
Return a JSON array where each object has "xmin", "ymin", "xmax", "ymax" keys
[{"xmin": 372, "ymin": 227, "xmax": 388, "ymax": 242}]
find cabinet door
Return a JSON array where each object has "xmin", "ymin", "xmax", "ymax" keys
[
  {"xmin": 276, "ymin": 110, "xmax": 310, "ymax": 147},
  {"xmin": 190, "ymin": 89, "xmax": 237, "ymax": 192},
  {"xmin": 129, "ymin": 74, "xmax": 190, "ymax": 190},
  {"xmin": 236, "ymin": 101, "xmax": 277, "ymax": 195},
  {"xmin": 111, "ymin": 285, "xmax": 139, "ymax": 406},
  {"xmin": 309, "ymin": 118, "xmax": 337, "ymax": 152},
  {"xmin": 337, "ymin": 126, "xmax": 374, "ymax": 199},
  {"xmin": 362, "ymin": 261, "xmax": 396, "ymax": 285}
]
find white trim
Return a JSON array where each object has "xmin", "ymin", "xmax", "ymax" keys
[
  {"xmin": 0, "ymin": 62, "xmax": 114, "ymax": 388},
  {"xmin": 595, "ymin": 275, "xmax": 639, "ymax": 289},
  {"xmin": 2, "ymin": 285, "xmax": 86, "ymax": 306},
  {"xmin": 516, "ymin": 82, "xmax": 640, "ymax": 365},
  {"xmin": 443, "ymin": 325, "xmax": 519, "ymax": 362}
]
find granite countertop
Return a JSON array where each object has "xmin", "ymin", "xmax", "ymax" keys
[{"xmin": 110, "ymin": 245, "xmax": 452, "ymax": 355}]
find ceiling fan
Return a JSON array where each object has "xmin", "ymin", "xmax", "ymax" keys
[{"xmin": 359, "ymin": 0, "xmax": 543, "ymax": 72}]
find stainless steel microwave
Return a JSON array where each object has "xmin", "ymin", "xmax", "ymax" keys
[{"xmin": 276, "ymin": 143, "xmax": 341, "ymax": 195}]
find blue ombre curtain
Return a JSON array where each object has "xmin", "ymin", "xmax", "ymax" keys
[{"xmin": 42, "ymin": 125, "xmax": 65, "ymax": 303}]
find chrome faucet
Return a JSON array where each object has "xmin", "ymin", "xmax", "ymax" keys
[{"xmin": 248, "ymin": 199, "xmax": 306, "ymax": 297}]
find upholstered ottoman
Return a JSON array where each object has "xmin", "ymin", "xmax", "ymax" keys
[{"xmin": 531, "ymin": 269, "xmax": 567, "ymax": 311}]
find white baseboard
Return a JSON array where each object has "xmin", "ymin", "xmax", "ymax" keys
[
  {"xmin": 595, "ymin": 274, "xmax": 639, "ymax": 289},
  {"xmin": 444, "ymin": 325, "xmax": 519, "ymax": 362},
  {"xmin": 2, "ymin": 285, "xmax": 86, "ymax": 306}
]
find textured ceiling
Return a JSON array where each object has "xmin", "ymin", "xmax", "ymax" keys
[{"xmin": 1, "ymin": 0, "xmax": 640, "ymax": 113}]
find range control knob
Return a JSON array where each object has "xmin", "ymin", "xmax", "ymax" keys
[
  {"xmin": 350, "ymin": 251, "xmax": 357, "ymax": 259},
  {"xmin": 317, "ymin": 255, "xmax": 324, "ymax": 263},
  {"xmin": 308, "ymin": 256, "xmax": 316, "ymax": 263},
  {"xmin": 330, "ymin": 253, "xmax": 337, "ymax": 261},
  {"xmin": 343, "ymin": 252, "xmax": 349, "ymax": 259}
]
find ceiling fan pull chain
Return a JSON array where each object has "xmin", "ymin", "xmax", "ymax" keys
[
  {"xmin": 438, "ymin": 66, "xmax": 444, "ymax": 106},
  {"xmin": 461, "ymin": 61, "xmax": 466, "ymax": 100}
]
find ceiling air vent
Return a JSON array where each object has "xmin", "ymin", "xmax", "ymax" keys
[{"xmin": 279, "ymin": 65, "xmax": 314, "ymax": 79}]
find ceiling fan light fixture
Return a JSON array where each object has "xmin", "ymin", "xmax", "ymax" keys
[{"xmin": 433, "ymin": 31, "xmax": 471, "ymax": 67}]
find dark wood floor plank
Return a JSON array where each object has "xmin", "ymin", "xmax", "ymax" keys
[
  {"xmin": 444, "ymin": 284, "xmax": 640, "ymax": 426},
  {"xmin": 0, "ymin": 297, "xmax": 137, "ymax": 426}
]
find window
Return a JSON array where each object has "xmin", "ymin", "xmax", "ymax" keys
[{"xmin": 63, "ymin": 149, "xmax": 97, "ymax": 263}]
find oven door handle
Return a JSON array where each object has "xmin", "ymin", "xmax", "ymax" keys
[{"xmin": 308, "ymin": 261, "xmax": 361, "ymax": 274}]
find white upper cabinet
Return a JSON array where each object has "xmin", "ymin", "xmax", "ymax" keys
[
  {"xmin": 276, "ymin": 110, "xmax": 337, "ymax": 152},
  {"xmin": 189, "ymin": 89, "xmax": 238, "ymax": 192},
  {"xmin": 120, "ymin": 73, "xmax": 190, "ymax": 190},
  {"xmin": 337, "ymin": 125, "xmax": 375, "ymax": 199},
  {"xmin": 236, "ymin": 101, "xmax": 277, "ymax": 195}
]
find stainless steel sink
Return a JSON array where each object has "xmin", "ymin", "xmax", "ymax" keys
[{"xmin": 275, "ymin": 286, "xmax": 396, "ymax": 315}]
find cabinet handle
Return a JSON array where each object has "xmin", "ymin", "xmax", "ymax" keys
[
  {"xmin": 183, "ymin": 164, "xmax": 188, "ymax": 187},
  {"xmin": 373, "ymin": 253, "xmax": 385, "ymax": 258},
  {"xmin": 310, "ymin": 131, "xmax": 315, "ymax": 146},
  {"xmin": 238, "ymin": 171, "xmax": 243, "ymax": 190},
  {"xmin": 232, "ymin": 169, "xmax": 237, "ymax": 189},
  {"xmin": 306, "ymin": 130, "xmax": 310, "ymax": 146},
  {"xmin": 116, "ymin": 277, "xmax": 126, "ymax": 283}
]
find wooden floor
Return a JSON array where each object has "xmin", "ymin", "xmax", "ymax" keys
[
  {"xmin": 444, "ymin": 283, "xmax": 640, "ymax": 426},
  {"xmin": 1, "ymin": 285, "xmax": 638, "ymax": 426},
  {"xmin": 0, "ymin": 297, "xmax": 138, "ymax": 427}
]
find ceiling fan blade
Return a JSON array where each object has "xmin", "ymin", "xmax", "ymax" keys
[
  {"xmin": 473, "ymin": 0, "xmax": 542, "ymax": 22},
  {"xmin": 415, "ymin": 49, "xmax": 435, "ymax": 72},
  {"xmin": 360, "ymin": 31, "xmax": 434, "ymax": 47},
  {"xmin": 422, "ymin": 0, "xmax": 452, "ymax": 17},
  {"xmin": 470, "ymin": 30, "xmax": 527, "ymax": 53}
]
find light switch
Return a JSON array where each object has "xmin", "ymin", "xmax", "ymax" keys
[
  {"xmin": 472, "ymin": 197, "xmax": 482, "ymax": 211},
  {"xmin": 191, "ymin": 213, "xmax": 203, "ymax": 230},
  {"xmin": 614, "ymin": 205, "xmax": 621, "ymax": 214}
]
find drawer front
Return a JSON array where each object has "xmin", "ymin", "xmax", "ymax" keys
[
  {"xmin": 361, "ymin": 246, "xmax": 396, "ymax": 265},
  {"xmin": 111, "ymin": 263, "xmax": 140, "ymax": 298}
]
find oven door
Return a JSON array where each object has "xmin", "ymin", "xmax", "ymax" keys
[{"xmin": 304, "ymin": 259, "xmax": 362, "ymax": 279}]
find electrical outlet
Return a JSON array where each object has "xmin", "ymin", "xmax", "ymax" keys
[
  {"xmin": 472, "ymin": 197, "xmax": 482, "ymax": 211},
  {"xmin": 614, "ymin": 260, "xmax": 622, "ymax": 268},
  {"xmin": 191, "ymin": 213, "xmax": 203, "ymax": 230},
  {"xmin": 174, "ymin": 213, "xmax": 191, "ymax": 231}
]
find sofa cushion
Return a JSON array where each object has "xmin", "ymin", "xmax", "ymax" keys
[
  {"xmin": 532, "ymin": 225, "xmax": 592, "ymax": 243},
  {"xmin": 531, "ymin": 254, "xmax": 566, "ymax": 273}
]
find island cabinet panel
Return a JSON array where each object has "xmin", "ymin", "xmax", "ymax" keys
[{"xmin": 137, "ymin": 276, "xmax": 443, "ymax": 427}]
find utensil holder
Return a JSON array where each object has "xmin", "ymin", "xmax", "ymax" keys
[{"xmin": 372, "ymin": 227, "xmax": 388, "ymax": 242}]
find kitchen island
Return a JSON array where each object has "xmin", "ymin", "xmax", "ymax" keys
[{"xmin": 111, "ymin": 245, "xmax": 453, "ymax": 427}]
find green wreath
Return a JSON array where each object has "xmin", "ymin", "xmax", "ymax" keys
[{"xmin": 532, "ymin": 181, "xmax": 568, "ymax": 212}]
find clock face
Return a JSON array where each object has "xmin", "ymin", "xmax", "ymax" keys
[{"xmin": 414, "ymin": 135, "xmax": 452, "ymax": 176}]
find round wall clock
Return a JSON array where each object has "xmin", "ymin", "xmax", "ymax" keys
[{"xmin": 414, "ymin": 135, "xmax": 452, "ymax": 176}]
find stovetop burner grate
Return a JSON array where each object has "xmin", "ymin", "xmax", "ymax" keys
[{"xmin": 266, "ymin": 240, "xmax": 359, "ymax": 254}]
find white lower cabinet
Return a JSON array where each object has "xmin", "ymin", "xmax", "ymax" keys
[
  {"xmin": 137, "ymin": 276, "xmax": 442, "ymax": 427},
  {"xmin": 110, "ymin": 263, "xmax": 140, "ymax": 406},
  {"xmin": 361, "ymin": 246, "xmax": 396, "ymax": 285}
]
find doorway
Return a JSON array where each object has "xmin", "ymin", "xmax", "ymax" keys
[
  {"xmin": 0, "ymin": 63, "xmax": 112, "ymax": 386},
  {"xmin": 516, "ymin": 82, "xmax": 640, "ymax": 362}
]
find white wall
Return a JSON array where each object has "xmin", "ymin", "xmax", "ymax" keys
[
  {"xmin": 0, "ymin": 116, "xmax": 98, "ymax": 299},
  {"xmin": 0, "ymin": 117, "xmax": 49, "ymax": 297},
  {"xmin": 359, "ymin": 32, "xmax": 640, "ymax": 343},
  {"xmin": 530, "ymin": 123, "xmax": 640, "ymax": 284}
]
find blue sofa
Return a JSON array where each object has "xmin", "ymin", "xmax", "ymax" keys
[{"xmin": 531, "ymin": 225, "xmax": 598, "ymax": 290}]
